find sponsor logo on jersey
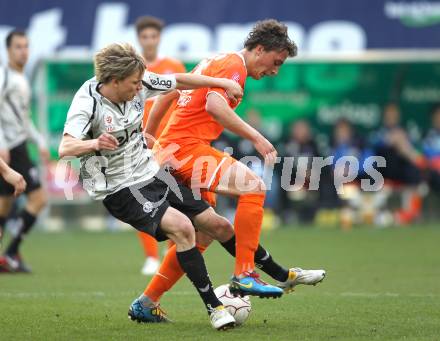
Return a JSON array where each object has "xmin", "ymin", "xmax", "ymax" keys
[
  {"xmin": 149, "ymin": 76, "xmax": 173, "ymax": 89},
  {"xmin": 115, "ymin": 123, "xmax": 143, "ymax": 147}
]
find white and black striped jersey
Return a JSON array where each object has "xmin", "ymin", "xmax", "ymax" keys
[
  {"xmin": 0, "ymin": 65, "xmax": 46, "ymax": 150},
  {"xmin": 63, "ymin": 71, "xmax": 176, "ymax": 200}
]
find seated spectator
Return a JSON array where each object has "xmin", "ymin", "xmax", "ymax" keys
[
  {"xmin": 370, "ymin": 103, "xmax": 423, "ymax": 224},
  {"xmin": 331, "ymin": 119, "xmax": 378, "ymax": 227},
  {"xmin": 278, "ymin": 119, "xmax": 332, "ymax": 223},
  {"xmin": 331, "ymin": 118, "xmax": 374, "ymax": 183}
]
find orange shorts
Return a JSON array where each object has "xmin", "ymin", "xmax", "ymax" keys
[{"xmin": 154, "ymin": 142, "xmax": 236, "ymax": 207}]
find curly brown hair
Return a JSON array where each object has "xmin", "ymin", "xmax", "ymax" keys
[
  {"xmin": 135, "ymin": 16, "xmax": 165, "ymax": 35},
  {"xmin": 244, "ymin": 19, "xmax": 297, "ymax": 57}
]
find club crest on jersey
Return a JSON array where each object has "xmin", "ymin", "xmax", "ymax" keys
[
  {"xmin": 231, "ymin": 72, "xmax": 240, "ymax": 83},
  {"xmin": 105, "ymin": 115, "xmax": 112, "ymax": 124},
  {"xmin": 133, "ymin": 99, "xmax": 143, "ymax": 112}
]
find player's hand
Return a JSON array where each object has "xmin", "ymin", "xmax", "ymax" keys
[
  {"xmin": 223, "ymin": 79, "xmax": 243, "ymax": 103},
  {"xmin": 251, "ymin": 133, "xmax": 278, "ymax": 165},
  {"xmin": 0, "ymin": 149, "xmax": 10, "ymax": 164},
  {"xmin": 94, "ymin": 133, "xmax": 119, "ymax": 151},
  {"xmin": 2, "ymin": 167, "xmax": 27, "ymax": 196},
  {"xmin": 143, "ymin": 131, "xmax": 156, "ymax": 149}
]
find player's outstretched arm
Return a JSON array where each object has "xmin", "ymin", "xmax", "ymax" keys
[
  {"xmin": 0, "ymin": 157, "xmax": 27, "ymax": 196},
  {"xmin": 143, "ymin": 90, "xmax": 180, "ymax": 148},
  {"xmin": 58, "ymin": 133, "xmax": 119, "ymax": 158},
  {"xmin": 175, "ymin": 73, "xmax": 243, "ymax": 101},
  {"xmin": 206, "ymin": 93, "xmax": 277, "ymax": 163}
]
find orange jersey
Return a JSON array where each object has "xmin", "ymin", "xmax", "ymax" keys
[
  {"xmin": 158, "ymin": 52, "xmax": 247, "ymax": 147},
  {"xmin": 142, "ymin": 57, "xmax": 186, "ymax": 137}
]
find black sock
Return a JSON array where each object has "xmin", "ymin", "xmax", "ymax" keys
[
  {"xmin": 220, "ymin": 236, "xmax": 289, "ymax": 282},
  {"xmin": 176, "ymin": 247, "xmax": 222, "ymax": 313},
  {"xmin": 5, "ymin": 210, "xmax": 36, "ymax": 257}
]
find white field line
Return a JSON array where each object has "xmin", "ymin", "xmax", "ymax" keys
[{"xmin": 0, "ymin": 291, "xmax": 439, "ymax": 299}]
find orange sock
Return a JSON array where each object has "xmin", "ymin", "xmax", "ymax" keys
[
  {"xmin": 409, "ymin": 194, "xmax": 422, "ymax": 216},
  {"xmin": 137, "ymin": 231, "xmax": 159, "ymax": 259},
  {"xmin": 144, "ymin": 243, "xmax": 207, "ymax": 302},
  {"xmin": 234, "ymin": 193, "xmax": 265, "ymax": 276}
]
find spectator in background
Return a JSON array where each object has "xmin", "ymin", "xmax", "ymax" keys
[
  {"xmin": 370, "ymin": 103, "xmax": 423, "ymax": 224},
  {"xmin": 332, "ymin": 118, "xmax": 373, "ymax": 182},
  {"xmin": 422, "ymin": 104, "xmax": 440, "ymax": 192},
  {"xmin": 331, "ymin": 118, "xmax": 377, "ymax": 227},
  {"xmin": 279, "ymin": 119, "xmax": 323, "ymax": 223}
]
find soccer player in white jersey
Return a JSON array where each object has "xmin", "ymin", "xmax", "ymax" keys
[
  {"xmin": 58, "ymin": 43, "xmax": 244, "ymax": 330},
  {"xmin": 0, "ymin": 30, "xmax": 49, "ymax": 273}
]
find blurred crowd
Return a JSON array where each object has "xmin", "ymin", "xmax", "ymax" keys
[{"xmin": 214, "ymin": 103, "xmax": 440, "ymax": 228}]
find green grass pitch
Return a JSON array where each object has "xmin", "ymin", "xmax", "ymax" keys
[{"xmin": 1, "ymin": 226, "xmax": 439, "ymax": 340}]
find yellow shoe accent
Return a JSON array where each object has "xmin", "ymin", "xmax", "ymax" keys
[{"xmin": 288, "ymin": 269, "xmax": 298, "ymax": 282}]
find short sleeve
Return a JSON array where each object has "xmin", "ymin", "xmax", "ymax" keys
[
  {"xmin": 63, "ymin": 86, "xmax": 95, "ymax": 140},
  {"xmin": 206, "ymin": 59, "xmax": 246, "ymax": 108},
  {"xmin": 141, "ymin": 72, "xmax": 177, "ymax": 100}
]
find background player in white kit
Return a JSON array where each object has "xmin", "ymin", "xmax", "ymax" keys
[
  {"xmin": 58, "ymin": 43, "xmax": 244, "ymax": 330},
  {"xmin": 0, "ymin": 30, "xmax": 49, "ymax": 273}
]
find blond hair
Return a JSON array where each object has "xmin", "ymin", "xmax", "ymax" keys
[{"xmin": 94, "ymin": 43, "xmax": 145, "ymax": 83}]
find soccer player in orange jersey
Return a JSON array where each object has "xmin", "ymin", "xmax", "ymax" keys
[
  {"xmin": 143, "ymin": 20, "xmax": 326, "ymax": 301},
  {"xmin": 135, "ymin": 16, "xmax": 186, "ymax": 275}
]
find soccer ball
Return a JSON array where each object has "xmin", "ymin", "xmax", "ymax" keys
[{"xmin": 214, "ymin": 284, "xmax": 251, "ymax": 325}]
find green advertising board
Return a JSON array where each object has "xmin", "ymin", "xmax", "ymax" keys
[{"xmin": 36, "ymin": 55, "xmax": 440, "ymax": 158}]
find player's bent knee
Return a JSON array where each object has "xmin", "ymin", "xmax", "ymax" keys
[
  {"xmin": 254, "ymin": 178, "xmax": 267, "ymax": 194},
  {"xmin": 173, "ymin": 219, "xmax": 196, "ymax": 246},
  {"xmin": 213, "ymin": 216, "xmax": 234, "ymax": 242},
  {"xmin": 239, "ymin": 177, "xmax": 267, "ymax": 195},
  {"xmin": 196, "ymin": 232, "xmax": 214, "ymax": 248},
  {"xmin": 28, "ymin": 189, "xmax": 48, "ymax": 213}
]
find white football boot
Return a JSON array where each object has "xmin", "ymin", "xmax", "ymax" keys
[
  {"xmin": 277, "ymin": 267, "xmax": 326, "ymax": 293},
  {"xmin": 209, "ymin": 305, "xmax": 236, "ymax": 330}
]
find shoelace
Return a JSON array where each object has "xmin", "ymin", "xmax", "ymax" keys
[
  {"xmin": 208, "ymin": 304, "xmax": 225, "ymax": 316},
  {"xmin": 151, "ymin": 305, "xmax": 168, "ymax": 320},
  {"xmin": 247, "ymin": 271, "xmax": 270, "ymax": 286}
]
